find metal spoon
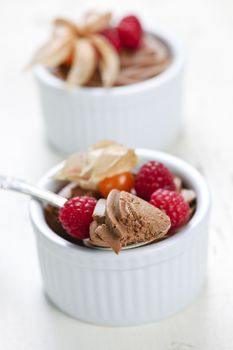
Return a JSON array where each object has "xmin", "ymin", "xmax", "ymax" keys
[
  {"xmin": 0, "ymin": 175, "xmax": 156, "ymax": 251},
  {"xmin": 0, "ymin": 175, "xmax": 66, "ymax": 208}
]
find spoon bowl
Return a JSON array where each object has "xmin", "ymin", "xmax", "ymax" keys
[{"xmin": 83, "ymin": 236, "xmax": 160, "ymax": 251}]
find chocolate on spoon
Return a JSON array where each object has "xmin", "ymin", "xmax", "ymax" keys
[{"xmin": 0, "ymin": 176, "xmax": 170, "ymax": 252}]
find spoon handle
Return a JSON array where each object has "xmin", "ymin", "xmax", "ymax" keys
[{"xmin": 0, "ymin": 176, "xmax": 66, "ymax": 208}]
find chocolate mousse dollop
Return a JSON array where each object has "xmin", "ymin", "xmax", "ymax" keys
[
  {"xmin": 89, "ymin": 189, "xmax": 171, "ymax": 253},
  {"xmin": 115, "ymin": 34, "xmax": 171, "ymax": 86}
]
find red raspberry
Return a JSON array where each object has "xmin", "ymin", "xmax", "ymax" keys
[
  {"xmin": 150, "ymin": 189, "xmax": 190, "ymax": 230},
  {"xmin": 100, "ymin": 28, "xmax": 122, "ymax": 52},
  {"xmin": 135, "ymin": 161, "xmax": 175, "ymax": 201},
  {"xmin": 117, "ymin": 15, "xmax": 142, "ymax": 49},
  {"xmin": 59, "ymin": 196, "xmax": 97, "ymax": 240}
]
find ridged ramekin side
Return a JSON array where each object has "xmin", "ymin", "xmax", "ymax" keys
[
  {"xmin": 36, "ymin": 70, "xmax": 183, "ymax": 154},
  {"xmin": 35, "ymin": 219, "xmax": 208, "ymax": 326}
]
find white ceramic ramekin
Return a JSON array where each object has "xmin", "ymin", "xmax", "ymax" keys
[
  {"xmin": 29, "ymin": 150, "xmax": 210, "ymax": 326},
  {"xmin": 34, "ymin": 29, "xmax": 184, "ymax": 154}
]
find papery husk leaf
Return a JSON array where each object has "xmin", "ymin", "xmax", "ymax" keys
[
  {"xmin": 84, "ymin": 12, "xmax": 112, "ymax": 33},
  {"xmin": 31, "ymin": 36, "xmax": 73, "ymax": 67},
  {"xmin": 54, "ymin": 18, "xmax": 79, "ymax": 36},
  {"xmin": 90, "ymin": 34, "xmax": 120, "ymax": 86},
  {"xmin": 66, "ymin": 38, "xmax": 96, "ymax": 87}
]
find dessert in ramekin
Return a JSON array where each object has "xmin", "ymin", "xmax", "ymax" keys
[
  {"xmin": 32, "ymin": 12, "xmax": 184, "ymax": 154},
  {"xmin": 29, "ymin": 142, "xmax": 210, "ymax": 326}
]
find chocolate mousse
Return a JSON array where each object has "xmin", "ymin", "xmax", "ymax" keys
[{"xmin": 89, "ymin": 189, "xmax": 171, "ymax": 253}]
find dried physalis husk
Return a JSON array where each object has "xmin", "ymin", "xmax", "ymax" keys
[
  {"xmin": 30, "ymin": 12, "xmax": 121, "ymax": 87},
  {"xmin": 84, "ymin": 12, "xmax": 112, "ymax": 33},
  {"xmin": 53, "ymin": 18, "xmax": 78, "ymax": 36},
  {"xmin": 56, "ymin": 140, "xmax": 138, "ymax": 189},
  {"xmin": 67, "ymin": 38, "xmax": 96, "ymax": 87},
  {"xmin": 31, "ymin": 37, "xmax": 73, "ymax": 68},
  {"xmin": 56, "ymin": 152, "xmax": 85, "ymax": 181},
  {"xmin": 90, "ymin": 34, "xmax": 120, "ymax": 87},
  {"xmin": 30, "ymin": 20, "xmax": 75, "ymax": 68}
]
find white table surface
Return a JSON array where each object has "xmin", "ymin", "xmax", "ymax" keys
[{"xmin": 0, "ymin": 0, "xmax": 233, "ymax": 349}]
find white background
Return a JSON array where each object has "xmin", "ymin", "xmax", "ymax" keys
[{"xmin": 0, "ymin": 0, "xmax": 233, "ymax": 349}]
